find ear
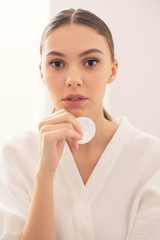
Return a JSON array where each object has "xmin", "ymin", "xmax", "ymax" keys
[
  {"xmin": 39, "ymin": 63, "xmax": 46, "ymax": 85},
  {"xmin": 107, "ymin": 59, "xmax": 118, "ymax": 84}
]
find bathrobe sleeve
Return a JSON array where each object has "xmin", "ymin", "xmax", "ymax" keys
[
  {"xmin": 128, "ymin": 168, "xmax": 160, "ymax": 240},
  {"xmin": 0, "ymin": 130, "xmax": 38, "ymax": 240}
]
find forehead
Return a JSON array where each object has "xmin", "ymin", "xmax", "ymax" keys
[{"xmin": 42, "ymin": 24, "xmax": 110, "ymax": 56}]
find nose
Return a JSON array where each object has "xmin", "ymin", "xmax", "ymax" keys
[{"xmin": 65, "ymin": 68, "xmax": 82, "ymax": 87}]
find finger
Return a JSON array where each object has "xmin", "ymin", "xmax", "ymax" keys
[
  {"xmin": 39, "ymin": 123, "xmax": 74, "ymax": 135},
  {"xmin": 41, "ymin": 109, "xmax": 65, "ymax": 120},
  {"xmin": 41, "ymin": 128, "xmax": 82, "ymax": 144},
  {"xmin": 71, "ymin": 139, "xmax": 79, "ymax": 150},
  {"xmin": 39, "ymin": 110, "xmax": 82, "ymax": 136}
]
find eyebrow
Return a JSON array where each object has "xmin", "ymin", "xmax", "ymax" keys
[
  {"xmin": 79, "ymin": 48, "xmax": 103, "ymax": 57},
  {"xmin": 45, "ymin": 48, "xmax": 103, "ymax": 58}
]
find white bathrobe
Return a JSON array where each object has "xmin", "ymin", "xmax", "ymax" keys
[{"xmin": 0, "ymin": 116, "xmax": 160, "ymax": 240}]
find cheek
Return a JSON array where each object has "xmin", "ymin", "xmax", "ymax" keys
[
  {"xmin": 87, "ymin": 71, "xmax": 107, "ymax": 89},
  {"xmin": 43, "ymin": 70, "xmax": 62, "ymax": 90},
  {"xmin": 88, "ymin": 72, "xmax": 107, "ymax": 101}
]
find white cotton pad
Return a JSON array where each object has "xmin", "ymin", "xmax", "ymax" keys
[{"xmin": 77, "ymin": 117, "xmax": 96, "ymax": 144}]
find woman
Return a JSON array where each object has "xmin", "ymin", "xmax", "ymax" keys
[{"xmin": 0, "ymin": 8, "xmax": 160, "ymax": 240}]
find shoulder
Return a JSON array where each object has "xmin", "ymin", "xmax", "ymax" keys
[
  {"xmin": 115, "ymin": 116, "xmax": 160, "ymax": 154},
  {"xmin": 0, "ymin": 129, "xmax": 39, "ymax": 181},
  {"xmin": 0, "ymin": 129, "xmax": 38, "ymax": 159},
  {"xmin": 113, "ymin": 117, "xmax": 160, "ymax": 183}
]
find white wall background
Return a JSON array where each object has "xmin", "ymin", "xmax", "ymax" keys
[
  {"xmin": 0, "ymin": 0, "xmax": 160, "ymax": 145},
  {"xmin": 0, "ymin": 0, "xmax": 49, "ymax": 145}
]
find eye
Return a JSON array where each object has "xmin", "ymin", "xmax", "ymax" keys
[
  {"xmin": 49, "ymin": 60, "xmax": 65, "ymax": 68},
  {"xmin": 84, "ymin": 59, "xmax": 99, "ymax": 67}
]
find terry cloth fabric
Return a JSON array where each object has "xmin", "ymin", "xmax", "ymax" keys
[{"xmin": 0, "ymin": 116, "xmax": 160, "ymax": 239}]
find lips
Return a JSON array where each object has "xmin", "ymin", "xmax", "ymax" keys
[
  {"xmin": 62, "ymin": 94, "xmax": 88, "ymax": 107},
  {"xmin": 63, "ymin": 94, "xmax": 88, "ymax": 101}
]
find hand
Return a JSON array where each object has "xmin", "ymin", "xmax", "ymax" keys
[{"xmin": 38, "ymin": 109, "xmax": 82, "ymax": 175}]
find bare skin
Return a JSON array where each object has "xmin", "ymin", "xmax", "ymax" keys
[{"xmin": 20, "ymin": 24, "xmax": 118, "ymax": 240}]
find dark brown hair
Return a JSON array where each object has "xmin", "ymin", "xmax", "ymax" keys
[{"xmin": 40, "ymin": 8, "xmax": 115, "ymax": 62}]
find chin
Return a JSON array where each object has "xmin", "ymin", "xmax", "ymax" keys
[
  {"xmin": 65, "ymin": 107, "xmax": 86, "ymax": 117},
  {"xmin": 55, "ymin": 104, "xmax": 89, "ymax": 118}
]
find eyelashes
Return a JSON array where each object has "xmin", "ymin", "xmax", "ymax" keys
[
  {"xmin": 49, "ymin": 60, "xmax": 65, "ymax": 68},
  {"xmin": 84, "ymin": 59, "xmax": 99, "ymax": 67},
  {"xmin": 49, "ymin": 58, "xmax": 100, "ymax": 69}
]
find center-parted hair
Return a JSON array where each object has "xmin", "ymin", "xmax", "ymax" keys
[{"xmin": 40, "ymin": 8, "xmax": 115, "ymax": 62}]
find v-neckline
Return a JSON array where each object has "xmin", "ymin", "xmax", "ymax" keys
[{"xmin": 59, "ymin": 117, "xmax": 128, "ymax": 202}]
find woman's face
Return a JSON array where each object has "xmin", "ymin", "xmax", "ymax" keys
[{"xmin": 39, "ymin": 24, "xmax": 118, "ymax": 118}]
